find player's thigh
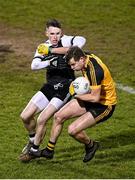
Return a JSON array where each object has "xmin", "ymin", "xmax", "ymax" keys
[
  {"xmin": 68, "ymin": 112, "xmax": 96, "ymax": 134},
  {"xmin": 20, "ymin": 100, "xmax": 39, "ymax": 120},
  {"xmin": 21, "ymin": 91, "xmax": 49, "ymax": 119},
  {"xmin": 31, "ymin": 91, "xmax": 49, "ymax": 111},
  {"xmin": 55, "ymin": 99, "xmax": 87, "ymax": 121},
  {"xmin": 37, "ymin": 96, "xmax": 66, "ymax": 124},
  {"xmin": 37, "ymin": 103, "xmax": 57, "ymax": 124}
]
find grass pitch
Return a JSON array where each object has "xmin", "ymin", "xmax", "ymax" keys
[{"xmin": 0, "ymin": 0, "xmax": 135, "ymax": 179}]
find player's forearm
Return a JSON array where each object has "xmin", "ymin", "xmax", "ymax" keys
[
  {"xmin": 75, "ymin": 92, "xmax": 100, "ymax": 103},
  {"xmin": 31, "ymin": 58, "xmax": 50, "ymax": 70},
  {"xmin": 51, "ymin": 47, "xmax": 69, "ymax": 54}
]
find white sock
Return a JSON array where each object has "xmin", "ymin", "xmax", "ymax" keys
[
  {"xmin": 30, "ymin": 147, "xmax": 38, "ymax": 152},
  {"xmin": 29, "ymin": 137, "xmax": 35, "ymax": 143}
]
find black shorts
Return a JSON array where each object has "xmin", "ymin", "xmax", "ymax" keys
[
  {"xmin": 40, "ymin": 81, "xmax": 71, "ymax": 102},
  {"xmin": 82, "ymin": 101, "xmax": 116, "ymax": 124}
]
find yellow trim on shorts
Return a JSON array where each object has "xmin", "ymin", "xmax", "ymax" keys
[{"xmin": 95, "ymin": 105, "xmax": 112, "ymax": 123}]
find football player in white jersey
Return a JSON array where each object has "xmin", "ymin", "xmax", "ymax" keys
[{"xmin": 19, "ymin": 19, "xmax": 86, "ymax": 162}]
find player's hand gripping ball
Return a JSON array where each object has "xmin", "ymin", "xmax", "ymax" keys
[
  {"xmin": 72, "ymin": 77, "xmax": 90, "ymax": 95},
  {"xmin": 37, "ymin": 43, "xmax": 51, "ymax": 55}
]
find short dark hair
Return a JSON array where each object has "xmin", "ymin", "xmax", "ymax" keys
[
  {"xmin": 46, "ymin": 19, "xmax": 61, "ymax": 29},
  {"xmin": 65, "ymin": 46, "xmax": 86, "ymax": 63}
]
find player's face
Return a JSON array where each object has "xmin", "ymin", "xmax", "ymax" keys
[
  {"xmin": 46, "ymin": 26, "xmax": 62, "ymax": 46},
  {"xmin": 69, "ymin": 57, "xmax": 85, "ymax": 71}
]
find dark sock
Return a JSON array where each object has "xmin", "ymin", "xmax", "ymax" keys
[
  {"xmin": 85, "ymin": 140, "xmax": 94, "ymax": 149},
  {"xmin": 29, "ymin": 133, "xmax": 35, "ymax": 138},
  {"xmin": 32, "ymin": 144, "xmax": 39, "ymax": 150},
  {"xmin": 29, "ymin": 133, "xmax": 35, "ymax": 143},
  {"xmin": 46, "ymin": 141, "xmax": 56, "ymax": 152}
]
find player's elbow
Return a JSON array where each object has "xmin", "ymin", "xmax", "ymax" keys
[
  {"xmin": 74, "ymin": 36, "xmax": 86, "ymax": 48},
  {"xmin": 31, "ymin": 63, "xmax": 37, "ymax": 70},
  {"xmin": 92, "ymin": 95, "xmax": 100, "ymax": 103},
  {"xmin": 80, "ymin": 37, "xmax": 86, "ymax": 47},
  {"xmin": 31, "ymin": 59, "xmax": 40, "ymax": 70}
]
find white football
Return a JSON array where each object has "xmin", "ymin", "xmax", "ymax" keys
[{"xmin": 72, "ymin": 77, "xmax": 90, "ymax": 95}]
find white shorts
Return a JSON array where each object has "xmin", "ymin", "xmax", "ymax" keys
[{"xmin": 31, "ymin": 91, "xmax": 64, "ymax": 111}]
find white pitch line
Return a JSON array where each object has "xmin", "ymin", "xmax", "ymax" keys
[{"xmin": 116, "ymin": 83, "xmax": 135, "ymax": 94}]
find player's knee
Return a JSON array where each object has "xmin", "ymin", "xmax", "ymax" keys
[
  {"xmin": 54, "ymin": 112, "xmax": 64, "ymax": 125},
  {"xmin": 37, "ymin": 117, "xmax": 46, "ymax": 127},
  {"xmin": 68, "ymin": 125, "xmax": 76, "ymax": 136},
  {"xmin": 20, "ymin": 112, "xmax": 29, "ymax": 122}
]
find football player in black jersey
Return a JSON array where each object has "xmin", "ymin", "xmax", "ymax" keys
[{"xmin": 19, "ymin": 19, "xmax": 86, "ymax": 162}]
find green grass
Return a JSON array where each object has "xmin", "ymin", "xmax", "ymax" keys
[
  {"xmin": 0, "ymin": 0, "xmax": 134, "ymax": 86},
  {"xmin": 0, "ymin": 0, "xmax": 135, "ymax": 179}
]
